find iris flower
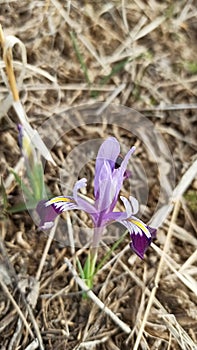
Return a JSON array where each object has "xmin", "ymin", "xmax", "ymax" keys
[{"xmin": 37, "ymin": 137, "xmax": 156, "ymax": 258}]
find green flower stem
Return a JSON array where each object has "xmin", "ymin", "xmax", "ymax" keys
[
  {"xmin": 77, "ymin": 230, "xmax": 128, "ymax": 293},
  {"xmin": 95, "ymin": 229, "xmax": 128, "ymax": 274},
  {"xmin": 86, "ymin": 247, "xmax": 98, "ymax": 289}
]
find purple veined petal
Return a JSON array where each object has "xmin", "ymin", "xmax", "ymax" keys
[
  {"xmin": 118, "ymin": 217, "xmax": 156, "ymax": 258},
  {"xmin": 129, "ymin": 233, "xmax": 152, "ymax": 259},
  {"xmin": 124, "ymin": 169, "xmax": 131, "ymax": 180},
  {"xmin": 95, "ymin": 160, "xmax": 118, "ymax": 215},
  {"xmin": 96, "ymin": 137, "xmax": 120, "ymax": 168},
  {"xmin": 99, "ymin": 195, "xmax": 140, "ymax": 224},
  {"xmin": 72, "ymin": 178, "xmax": 97, "ymax": 215},
  {"xmin": 37, "ymin": 200, "xmax": 58, "ymax": 230},
  {"xmin": 46, "ymin": 196, "xmax": 78, "ymax": 210},
  {"xmin": 129, "ymin": 218, "xmax": 156, "ymax": 258},
  {"xmin": 37, "ymin": 196, "xmax": 80, "ymax": 230},
  {"xmin": 115, "ymin": 154, "xmax": 131, "ymax": 180},
  {"xmin": 112, "ymin": 146, "xmax": 135, "ymax": 182},
  {"xmin": 147, "ymin": 226, "xmax": 157, "ymax": 239},
  {"xmin": 129, "ymin": 218, "xmax": 152, "ymax": 238},
  {"xmin": 37, "ymin": 178, "xmax": 98, "ymax": 231},
  {"xmin": 120, "ymin": 146, "xmax": 136, "ymax": 177},
  {"xmin": 100, "ymin": 210, "xmax": 124, "ymax": 225},
  {"xmin": 94, "ymin": 137, "xmax": 120, "ymax": 199},
  {"xmin": 110, "ymin": 146, "xmax": 136, "ymax": 209}
]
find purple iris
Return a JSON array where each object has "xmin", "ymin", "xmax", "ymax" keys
[{"xmin": 36, "ymin": 137, "xmax": 156, "ymax": 258}]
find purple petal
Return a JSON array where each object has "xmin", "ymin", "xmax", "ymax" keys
[
  {"xmin": 120, "ymin": 146, "xmax": 136, "ymax": 177},
  {"xmin": 147, "ymin": 226, "xmax": 157, "ymax": 238},
  {"xmin": 94, "ymin": 137, "xmax": 120, "ymax": 199},
  {"xmin": 112, "ymin": 146, "xmax": 135, "ymax": 187},
  {"xmin": 96, "ymin": 137, "xmax": 120, "ymax": 168},
  {"xmin": 110, "ymin": 147, "xmax": 135, "ymax": 209},
  {"xmin": 73, "ymin": 178, "xmax": 97, "ymax": 215},
  {"xmin": 124, "ymin": 169, "xmax": 131, "ymax": 180},
  {"xmin": 98, "ymin": 195, "xmax": 140, "ymax": 225},
  {"xmin": 36, "ymin": 196, "xmax": 79, "ymax": 230},
  {"xmin": 129, "ymin": 220, "xmax": 156, "ymax": 258},
  {"xmin": 130, "ymin": 234, "xmax": 152, "ymax": 259},
  {"xmin": 117, "ymin": 217, "xmax": 156, "ymax": 258},
  {"xmin": 36, "ymin": 200, "xmax": 59, "ymax": 230},
  {"xmin": 114, "ymin": 154, "xmax": 131, "ymax": 180},
  {"xmin": 96, "ymin": 161, "xmax": 114, "ymax": 211}
]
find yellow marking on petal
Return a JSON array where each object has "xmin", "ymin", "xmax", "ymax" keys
[
  {"xmin": 129, "ymin": 219, "xmax": 150, "ymax": 237},
  {"xmin": 47, "ymin": 197, "xmax": 74, "ymax": 205}
]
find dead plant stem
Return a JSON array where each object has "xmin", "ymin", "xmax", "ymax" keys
[
  {"xmin": 64, "ymin": 258, "xmax": 131, "ymax": 334},
  {"xmin": 0, "ymin": 278, "xmax": 34, "ymax": 338},
  {"xmin": 0, "ymin": 24, "xmax": 19, "ymax": 101},
  {"xmin": 133, "ymin": 199, "xmax": 181, "ymax": 350},
  {"xmin": 35, "ymin": 219, "xmax": 59, "ymax": 281}
]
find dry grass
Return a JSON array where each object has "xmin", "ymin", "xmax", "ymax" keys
[{"xmin": 0, "ymin": 1, "xmax": 197, "ymax": 349}]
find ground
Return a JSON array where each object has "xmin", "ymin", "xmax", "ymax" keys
[{"xmin": 0, "ymin": 1, "xmax": 197, "ymax": 349}]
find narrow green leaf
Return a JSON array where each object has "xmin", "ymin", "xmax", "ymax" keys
[
  {"xmin": 31, "ymin": 162, "xmax": 46, "ymax": 200},
  {"xmin": 95, "ymin": 230, "xmax": 128, "ymax": 273},
  {"xmin": 83, "ymin": 253, "xmax": 91, "ymax": 279},
  {"xmin": 76, "ymin": 257, "xmax": 85, "ymax": 280},
  {"xmin": 70, "ymin": 31, "xmax": 91, "ymax": 86},
  {"xmin": 91, "ymin": 58, "xmax": 129, "ymax": 98},
  {"xmin": 7, "ymin": 199, "xmax": 38, "ymax": 213},
  {"xmin": 9, "ymin": 168, "xmax": 33, "ymax": 199}
]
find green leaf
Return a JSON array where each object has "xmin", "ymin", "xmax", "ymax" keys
[
  {"xmin": 83, "ymin": 252, "xmax": 91, "ymax": 280},
  {"xmin": 70, "ymin": 31, "xmax": 91, "ymax": 86},
  {"xmin": 9, "ymin": 168, "xmax": 33, "ymax": 199},
  {"xmin": 7, "ymin": 199, "xmax": 38, "ymax": 213},
  {"xmin": 76, "ymin": 257, "xmax": 85, "ymax": 280},
  {"xmin": 91, "ymin": 58, "xmax": 129, "ymax": 98},
  {"xmin": 95, "ymin": 229, "xmax": 128, "ymax": 273},
  {"xmin": 185, "ymin": 61, "xmax": 197, "ymax": 74},
  {"xmin": 31, "ymin": 162, "xmax": 46, "ymax": 200},
  {"xmin": 184, "ymin": 190, "xmax": 197, "ymax": 213}
]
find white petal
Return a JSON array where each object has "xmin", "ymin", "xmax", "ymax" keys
[{"xmin": 129, "ymin": 196, "xmax": 139, "ymax": 214}]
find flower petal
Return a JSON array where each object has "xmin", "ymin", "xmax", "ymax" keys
[
  {"xmin": 120, "ymin": 196, "xmax": 133, "ymax": 217},
  {"xmin": 119, "ymin": 146, "xmax": 136, "ymax": 178},
  {"xmin": 36, "ymin": 196, "xmax": 79, "ymax": 230},
  {"xmin": 73, "ymin": 178, "xmax": 97, "ymax": 214},
  {"xmin": 95, "ymin": 161, "xmax": 115, "ymax": 212},
  {"xmin": 110, "ymin": 146, "xmax": 135, "ymax": 209},
  {"xmin": 73, "ymin": 178, "xmax": 87, "ymax": 202},
  {"xmin": 94, "ymin": 137, "xmax": 120, "ymax": 199},
  {"xmin": 100, "ymin": 195, "xmax": 140, "ymax": 224},
  {"xmin": 129, "ymin": 196, "xmax": 139, "ymax": 215},
  {"xmin": 147, "ymin": 226, "xmax": 157, "ymax": 239},
  {"xmin": 118, "ymin": 217, "xmax": 156, "ymax": 258},
  {"xmin": 130, "ymin": 233, "xmax": 151, "ymax": 259}
]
